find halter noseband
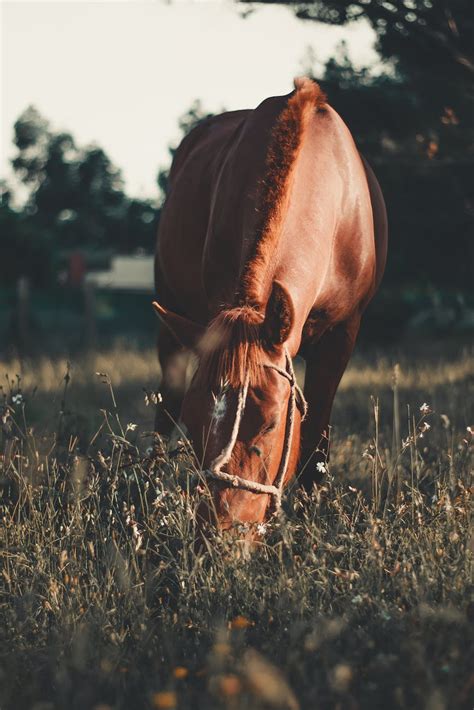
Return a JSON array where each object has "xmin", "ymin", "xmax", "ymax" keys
[{"xmin": 202, "ymin": 348, "xmax": 307, "ymax": 513}]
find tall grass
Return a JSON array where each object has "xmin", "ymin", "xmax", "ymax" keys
[{"xmin": 0, "ymin": 343, "xmax": 472, "ymax": 710}]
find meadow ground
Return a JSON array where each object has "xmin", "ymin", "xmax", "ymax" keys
[{"xmin": 0, "ymin": 339, "xmax": 472, "ymax": 710}]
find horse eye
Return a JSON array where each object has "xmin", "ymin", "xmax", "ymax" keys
[{"xmin": 262, "ymin": 420, "xmax": 277, "ymax": 434}]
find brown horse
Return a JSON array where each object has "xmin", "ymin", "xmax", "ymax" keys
[{"xmin": 153, "ymin": 77, "xmax": 387, "ymax": 531}]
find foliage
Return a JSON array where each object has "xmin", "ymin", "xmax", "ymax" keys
[
  {"xmin": 0, "ymin": 181, "xmax": 55, "ymax": 287},
  {"xmin": 0, "ymin": 344, "xmax": 472, "ymax": 709},
  {"xmin": 1, "ymin": 108, "xmax": 157, "ymax": 286}
]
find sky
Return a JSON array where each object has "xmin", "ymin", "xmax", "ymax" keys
[{"xmin": 1, "ymin": 0, "xmax": 378, "ymax": 200}]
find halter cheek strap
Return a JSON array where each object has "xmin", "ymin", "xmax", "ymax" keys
[{"xmin": 202, "ymin": 348, "xmax": 307, "ymax": 513}]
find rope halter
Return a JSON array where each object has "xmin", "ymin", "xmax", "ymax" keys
[{"xmin": 202, "ymin": 348, "xmax": 307, "ymax": 513}]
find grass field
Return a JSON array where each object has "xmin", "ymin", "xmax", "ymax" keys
[{"xmin": 0, "ymin": 340, "xmax": 472, "ymax": 710}]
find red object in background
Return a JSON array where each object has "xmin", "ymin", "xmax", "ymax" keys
[{"xmin": 69, "ymin": 251, "xmax": 86, "ymax": 287}]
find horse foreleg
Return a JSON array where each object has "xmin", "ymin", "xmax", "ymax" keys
[
  {"xmin": 299, "ymin": 313, "xmax": 361, "ymax": 491},
  {"xmin": 155, "ymin": 327, "xmax": 188, "ymax": 435}
]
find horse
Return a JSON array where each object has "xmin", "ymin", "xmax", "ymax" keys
[{"xmin": 152, "ymin": 77, "xmax": 387, "ymax": 532}]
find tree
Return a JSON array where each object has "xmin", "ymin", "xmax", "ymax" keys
[
  {"xmin": 0, "ymin": 180, "xmax": 54, "ymax": 286},
  {"xmin": 8, "ymin": 107, "xmax": 157, "ymax": 272}
]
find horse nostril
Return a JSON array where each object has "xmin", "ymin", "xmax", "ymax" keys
[{"xmin": 250, "ymin": 445, "xmax": 262, "ymax": 457}]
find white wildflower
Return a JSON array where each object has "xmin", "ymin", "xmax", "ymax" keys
[
  {"xmin": 316, "ymin": 461, "xmax": 327, "ymax": 473},
  {"xmin": 256, "ymin": 523, "xmax": 267, "ymax": 536},
  {"xmin": 126, "ymin": 423, "xmax": 137, "ymax": 431},
  {"xmin": 419, "ymin": 402, "xmax": 431, "ymax": 415},
  {"xmin": 12, "ymin": 394, "xmax": 23, "ymax": 405}
]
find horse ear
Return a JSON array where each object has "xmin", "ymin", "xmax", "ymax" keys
[
  {"xmin": 152, "ymin": 301, "xmax": 204, "ymax": 348},
  {"xmin": 263, "ymin": 281, "xmax": 295, "ymax": 345}
]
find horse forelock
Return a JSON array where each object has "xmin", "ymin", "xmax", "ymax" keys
[
  {"xmin": 240, "ymin": 77, "xmax": 327, "ymax": 306},
  {"xmin": 196, "ymin": 306, "xmax": 268, "ymax": 390}
]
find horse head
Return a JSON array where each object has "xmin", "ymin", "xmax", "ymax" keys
[{"xmin": 153, "ymin": 281, "xmax": 306, "ymax": 534}]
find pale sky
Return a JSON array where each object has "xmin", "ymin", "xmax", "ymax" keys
[{"xmin": 1, "ymin": 0, "xmax": 378, "ymax": 200}]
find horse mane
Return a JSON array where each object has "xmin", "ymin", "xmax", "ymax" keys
[
  {"xmin": 240, "ymin": 76, "xmax": 326, "ymax": 307},
  {"xmin": 198, "ymin": 78, "xmax": 327, "ymax": 390}
]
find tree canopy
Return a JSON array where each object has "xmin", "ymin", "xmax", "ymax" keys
[{"xmin": 1, "ymin": 107, "xmax": 157, "ymax": 285}]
